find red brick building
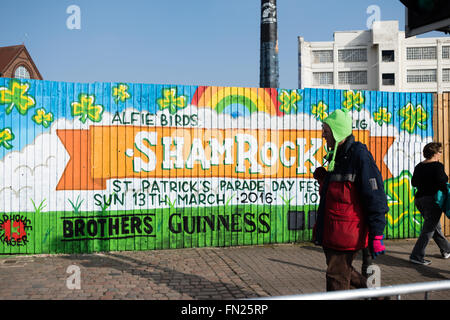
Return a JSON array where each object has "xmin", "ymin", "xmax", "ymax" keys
[{"xmin": 0, "ymin": 44, "xmax": 43, "ymax": 80}]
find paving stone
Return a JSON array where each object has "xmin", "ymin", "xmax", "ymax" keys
[{"xmin": 0, "ymin": 239, "xmax": 448, "ymax": 300}]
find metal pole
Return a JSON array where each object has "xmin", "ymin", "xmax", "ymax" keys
[
  {"xmin": 250, "ymin": 280, "xmax": 450, "ymax": 300},
  {"xmin": 260, "ymin": 0, "xmax": 279, "ymax": 88}
]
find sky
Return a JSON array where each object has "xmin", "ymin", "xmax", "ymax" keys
[{"xmin": 1, "ymin": 0, "xmax": 448, "ymax": 90}]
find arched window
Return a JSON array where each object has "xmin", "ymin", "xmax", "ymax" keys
[{"xmin": 14, "ymin": 66, "xmax": 30, "ymax": 79}]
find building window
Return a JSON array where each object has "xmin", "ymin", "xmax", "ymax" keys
[
  {"xmin": 338, "ymin": 48, "xmax": 367, "ymax": 62},
  {"xmin": 313, "ymin": 72, "xmax": 333, "ymax": 85},
  {"xmin": 338, "ymin": 71, "xmax": 367, "ymax": 85},
  {"xmin": 443, "ymin": 69, "xmax": 450, "ymax": 82},
  {"xmin": 312, "ymin": 50, "xmax": 333, "ymax": 63},
  {"xmin": 406, "ymin": 46, "xmax": 437, "ymax": 60},
  {"xmin": 382, "ymin": 73, "xmax": 395, "ymax": 86},
  {"xmin": 406, "ymin": 69, "xmax": 436, "ymax": 83},
  {"xmin": 443, "ymin": 46, "xmax": 450, "ymax": 59},
  {"xmin": 382, "ymin": 50, "xmax": 395, "ymax": 62},
  {"xmin": 14, "ymin": 66, "xmax": 30, "ymax": 79}
]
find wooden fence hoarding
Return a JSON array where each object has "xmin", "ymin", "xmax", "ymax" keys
[
  {"xmin": 0, "ymin": 78, "xmax": 437, "ymax": 254},
  {"xmin": 434, "ymin": 93, "xmax": 450, "ymax": 236}
]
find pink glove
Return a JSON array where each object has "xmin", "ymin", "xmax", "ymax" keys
[{"xmin": 370, "ymin": 235, "xmax": 385, "ymax": 259}]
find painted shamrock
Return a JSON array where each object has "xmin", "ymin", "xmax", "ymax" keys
[
  {"xmin": 156, "ymin": 88, "xmax": 187, "ymax": 115},
  {"xmin": 32, "ymin": 108, "xmax": 54, "ymax": 128},
  {"xmin": 399, "ymin": 103, "xmax": 428, "ymax": 133},
  {"xmin": 384, "ymin": 171, "xmax": 422, "ymax": 238},
  {"xmin": 311, "ymin": 101, "xmax": 328, "ymax": 121},
  {"xmin": 0, "ymin": 80, "xmax": 35, "ymax": 115},
  {"xmin": 112, "ymin": 83, "xmax": 131, "ymax": 103},
  {"xmin": 71, "ymin": 94, "xmax": 104, "ymax": 123},
  {"xmin": 342, "ymin": 90, "xmax": 364, "ymax": 111},
  {"xmin": 278, "ymin": 90, "xmax": 301, "ymax": 114},
  {"xmin": 373, "ymin": 107, "xmax": 392, "ymax": 126},
  {"xmin": 0, "ymin": 128, "xmax": 15, "ymax": 149}
]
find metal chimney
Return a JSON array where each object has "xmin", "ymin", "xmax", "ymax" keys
[{"xmin": 260, "ymin": 0, "xmax": 279, "ymax": 88}]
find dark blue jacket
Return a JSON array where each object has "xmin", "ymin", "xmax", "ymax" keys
[{"xmin": 314, "ymin": 135, "xmax": 388, "ymax": 249}]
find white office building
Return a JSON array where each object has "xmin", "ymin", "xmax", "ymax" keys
[{"xmin": 298, "ymin": 21, "xmax": 450, "ymax": 93}]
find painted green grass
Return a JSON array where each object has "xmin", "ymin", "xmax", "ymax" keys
[{"xmin": 0, "ymin": 205, "xmax": 316, "ymax": 255}]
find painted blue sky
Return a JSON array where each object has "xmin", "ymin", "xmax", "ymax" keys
[{"xmin": 0, "ymin": 0, "xmax": 448, "ymax": 89}]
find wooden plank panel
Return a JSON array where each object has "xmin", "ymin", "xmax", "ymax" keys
[
  {"xmin": 0, "ymin": 78, "xmax": 439, "ymax": 254},
  {"xmin": 435, "ymin": 93, "xmax": 449, "ymax": 236},
  {"xmin": 442, "ymin": 93, "xmax": 450, "ymax": 236}
]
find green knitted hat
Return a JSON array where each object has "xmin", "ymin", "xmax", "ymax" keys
[{"xmin": 323, "ymin": 108, "xmax": 353, "ymax": 171}]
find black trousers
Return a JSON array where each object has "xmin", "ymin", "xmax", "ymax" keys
[
  {"xmin": 411, "ymin": 196, "xmax": 450, "ymax": 260},
  {"xmin": 361, "ymin": 246, "xmax": 372, "ymax": 278}
]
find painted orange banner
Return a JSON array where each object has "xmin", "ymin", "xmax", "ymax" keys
[{"xmin": 56, "ymin": 126, "xmax": 393, "ymax": 190}]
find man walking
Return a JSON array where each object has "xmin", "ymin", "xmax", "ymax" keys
[{"xmin": 313, "ymin": 108, "xmax": 388, "ymax": 291}]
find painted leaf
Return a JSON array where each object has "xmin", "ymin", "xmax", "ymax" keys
[
  {"xmin": 278, "ymin": 90, "xmax": 301, "ymax": 114},
  {"xmin": 384, "ymin": 171, "xmax": 422, "ymax": 237},
  {"xmin": 71, "ymin": 94, "xmax": 104, "ymax": 123},
  {"xmin": 342, "ymin": 90, "xmax": 364, "ymax": 111},
  {"xmin": 373, "ymin": 107, "xmax": 392, "ymax": 126},
  {"xmin": 399, "ymin": 103, "xmax": 428, "ymax": 133},
  {"xmin": 0, "ymin": 127, "xmax": 15, "ymax": 149},
  {"xmin": 0, "ymin": 80, "xmax": 35, "ymax": 115},
  {"xmin": 157, "ymin": 88, "xmax": 187, "ymax": 115},
  {"xmin": 311, "ymin": 101, "xmax": 328, "ymax": 121},
  {"xmin": 32, "ymin": 108, "xmax": 54, "ymax": 128},
  {"xmin": 112, "ymin": 83, "xmax": 131, "ymax": 103}
]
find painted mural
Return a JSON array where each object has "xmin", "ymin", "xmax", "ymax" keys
[{"xmin": 0, "ymin": 78, "xmax": 433, "ymax": 254}]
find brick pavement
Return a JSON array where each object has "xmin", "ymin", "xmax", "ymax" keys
[{"xmin": 0, "ymin": 239, "xmax": 449, "ymax": 300}]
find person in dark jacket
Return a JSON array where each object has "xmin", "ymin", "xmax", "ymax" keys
[
  {"xmin": 410, "ymin": 142, "xmax": 450, "ymax": 265},
  {"xmin": 314, "ymin": 163, "xmax": 373, "ymax": 278},
  {"xmin": 313, "ymin": 108, "xmax": 388, "ymax": 291}
]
